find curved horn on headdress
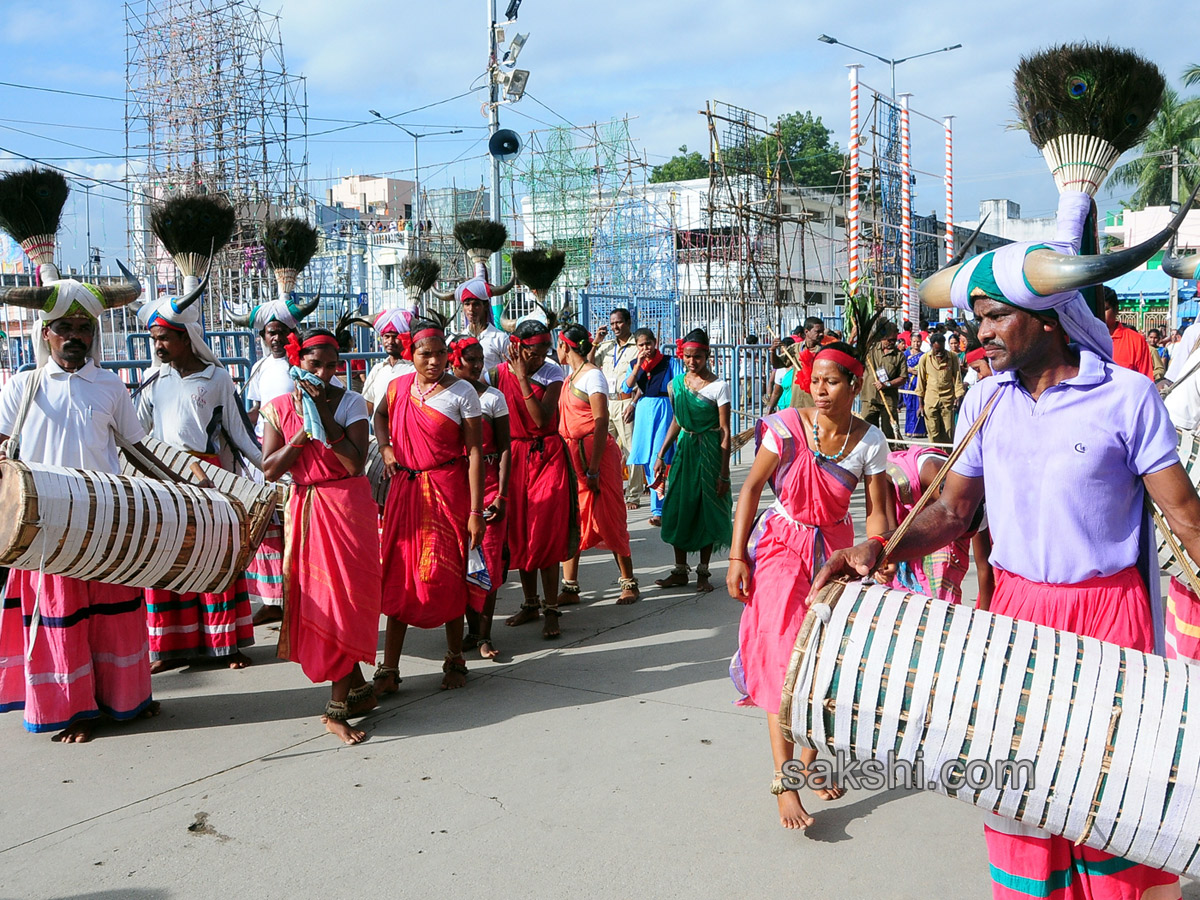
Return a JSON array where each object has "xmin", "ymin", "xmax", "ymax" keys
[
  {"xmin": 1162, "ymin": 252, "xmax": 1200, "ymax": 281},
  {"xmin": 424, "ymin": 308, "xmax": 452, "ymax": 330},
  {"xmin": 948, "ymin": 214, "xmax": 988, "ymax": 267},
  {"xmin": 224, "ymin": 303, "xmax": 254, "ymax": 328},
  {"xmin": 490, "ymin": 277, "xmax": 515, "ymax": 297},
  {"xmin": 916, "ymin": 216, "xmax": 991, "ymax": 309},
  {"xmin": 290, "ymin": 290, "xmax": 321, "ymax": 321},
  {"xmin": 498, "ymin": 300, "xmax": 517, "ymax": 333},
  {"xmin": 95, "ymin": 260, "xmax": 143, "ymax": 309},
  {"xmin": 347, "ymin": 316, "xmax": 376, "ymax": 330},
  {"xmin": 0, "ymin": 283, "xmax": 54, "ymax": 310},
  {"xmin": 432, "ymin": 287, "xmax": 456, "ymax": 302},
  {"xmin": 170, "ymin": 261, "xmax": 212, "ymax": 315},
  {"xmin": 1024, "ymin": 183, "xmax": 1200, "ymax": 296}
]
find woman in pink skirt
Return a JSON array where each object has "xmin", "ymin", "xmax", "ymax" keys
[{"xmin": 727, "ymin": 330, "xmax": 893, "ymax": 831}]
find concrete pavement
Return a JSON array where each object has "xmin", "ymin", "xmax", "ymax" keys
[{"xmin": 0, "ymin": 467, "xmax": 1192, "ymax": 899}]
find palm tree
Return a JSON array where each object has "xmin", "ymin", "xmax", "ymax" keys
[
  {"xmin": 1109, "ymin": 86, "xmax": 1200, "ymax": 208},
  {"xmin": 1184, "ymin": 64, "xmax": 1200, "ymax": 87}
]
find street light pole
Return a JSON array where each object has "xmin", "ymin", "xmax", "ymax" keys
[
  {"xmin": 817, "ymin": 34, "xmax": 962, "ymax": 100},
  {"xmin": 368, "ymin": 111, "xmax": 462, "ymax": 234},
  {"xmin": 488, "ymin": 0, "xmax": 503, "ymax": 283}
]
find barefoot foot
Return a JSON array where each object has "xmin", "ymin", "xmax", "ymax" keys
[
  {"xmin": 323, "ymin": 716, "xmax": 367, "ymax": 744},
  {"xmin": 139, "ymin": 700, "xmax": 162, "ymax": 720},
  {"xmin": 372, "ymin": 665, "xmax": 401, "ymax": 697},
  {"xmin": 655, "ymin": 567, "xmax": 690, "ymax": 588},
  {"xmin": 777, "ymin": 791, "xmax": 814, "ymax": 830},
  {"xmin": 617, "ymin": 578, "xmax": 640, "ymax": 605},
  {"xmin": 478, "ymin": 638, "xmax": 499, "ymax": 661},
  {"xmin": 542, "ymin": 608, "xmax": 562, "ymax": 639},
  {"xmin": 440, "ymin": 655, "xmax": 468, "ymax": 690},
  {"xmin": 52, "ymin": 719, "xmax": 97, "ymax": 743},
  {"xmin": 347, "ymin": 684, "xmax": 378, "ymax": 717},
  {"xmin": 227, "ymin": 651, "xmax": 253, "ymax": 670},
  {"xmin": 506, "ymin": 603, "xmax": 540, "ymax": 627},
  {"xmin": 149, "ymin": 658, "xmax": 187, "ymax": 675}
]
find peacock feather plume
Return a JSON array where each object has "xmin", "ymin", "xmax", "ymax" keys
[
  {"xmin": 453, "ymin": 219, "xmax": 507, "ymax": 265},
  {"xmin": 0, "ymin": 167, "xmax": 69, "ymax": 267},
  {"xmin": 1014, "ymin": 43, "xmax": 1165, "ymax": 195},
  {"xmin": 150, "ymin": 194, "xmax": 236, "ymax": 277},
  {"xmin": 511, "ymin": 247, "xmax": 566, "ymax": 299},
  {"xmin": 400, "ymin": 255, "xmax": 441, "ymax": 293},
  {"xmin": 263, "ymin": 217, "xmax": 319, "ymax": 298}
]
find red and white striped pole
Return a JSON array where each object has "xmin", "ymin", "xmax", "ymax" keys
[
  {"xmin": 899, "ymin": 93, "xmax": 913, "ymax": 324},
  {"xmin": 847, "ymin": 65, "xmax": 861, "ymax": 298},
  {"xmin": 944, "ymin": 115, "xmax": 955, "ymax": 265}
]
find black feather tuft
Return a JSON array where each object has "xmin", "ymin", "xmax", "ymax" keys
[
  {"xmin": 511, "ymin": 247, "xmax": 566, "ymax": 293},
  {"xmin": 150, "ymin": 194, "xmax": 236, "ymax": 258},
  {"xmin": 1014, "ymin": 43, "xmax": 1164, "ymax": 152},
  {"xmin": 453, "ymin": 218, "xmax": 507, "ymax": 254},
  {"xmin": 263, "ymin": 217, "xmax": 320, "ymax": 272},
  {"xmin": 400, "ymin": 255, "xmax": 441, "ymax": 293},
  {"xmin": 0, "ymin": 167, "xmax": 69, "ymax": 244}
]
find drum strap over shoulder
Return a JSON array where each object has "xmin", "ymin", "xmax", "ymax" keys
[{"xmin": 3, "ymin": 368, "xmax": 43, "ymax": 462}]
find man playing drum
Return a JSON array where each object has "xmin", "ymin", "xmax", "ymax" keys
[
  {"xmin": 136, "ymin": 293, "xmax": 263, "ymax": 673},
  {"xmin": 814, "ymin": 191, "xmax": 1200, "ymax": 899},
  {"xmin": 0, "ymin": 297, "xmax": 162, "ymax": 742}
]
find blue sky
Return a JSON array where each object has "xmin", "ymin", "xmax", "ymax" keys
[{"xmin": 0, "ymin": 0, "xmax": 1192, "ymax": 270}]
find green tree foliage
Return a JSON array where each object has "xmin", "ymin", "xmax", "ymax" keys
[
  {"xmin": 649, "ymin": 145, "xmax": 709, "ymax": 183},
  {"xmin": 1109, "ymin": 86, "xmax": 1200, "ymax": 208},
  {"xmin": 770, "ymin": 111, "xmax": 845, "ymax": 188}
]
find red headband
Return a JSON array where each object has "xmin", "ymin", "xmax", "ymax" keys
[
  {"xmin": 448, "ymin": 336, "xmax": 481, "ymax": 368},
  {"xmin": 814, "ymin": 347, "xmax": 865, "ymax": 378},
  {"xmin": 965, "ymin": 347, "xmax": 988, "ymax": 365},
  {"xmin": 286, "ymin": 333, "xmax": 339, "ymax": 366},
  {"xmin": 561, "ymin": 331, "xmax": 590, "ymax": 351},
  {"xmin": 675, "ymin": 339, "xmax": 706, "ymax": 355},
  {"xmin": 402, "ymin": 327, "xmax": 444, "ymax": 360},
  {"xmin": 510, "ymin": 332, "xmax": 552, "ymax": 346}
]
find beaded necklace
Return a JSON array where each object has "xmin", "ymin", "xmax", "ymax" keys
[
  {"xmin": 414, "ymin": 376, "xmax": 442, "ymax": 405},
  {"xmin": 811, "ymin": 416, "xmax": 852, "ymax": 462}
]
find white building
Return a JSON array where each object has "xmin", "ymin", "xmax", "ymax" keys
[{"xmin": 327, "ymin": 175, "xmax": 415, "ymax": 221}]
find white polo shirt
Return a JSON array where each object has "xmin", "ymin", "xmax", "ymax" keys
[
  {"xmin": 136, "ymin": 364, "xmax": 263, "ymax": 468},
  {"xmin": 362, "ymin": 356, "xmax": 415, "ymax": 408},
  {"xmin": 0, "ymin": 358, "xmax": 146, "ymax": 474}
]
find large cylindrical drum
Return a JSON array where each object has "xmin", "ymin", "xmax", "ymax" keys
[
  {"xmin": 782, "ymin": 579, "xmax": 1200, "ymax": 880},
  {"xmin": 366, "ymin": 440, "xmax": 389, "ymax": 507},
  {"xmin": 1157, "ymin": 428, "xmax": 1200, "ymax": 578},
  {"xmin": 0, "ymin": 459, "xmax": 249, "ymax": 594}
]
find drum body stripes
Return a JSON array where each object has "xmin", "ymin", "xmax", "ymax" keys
[
  {"xmin": 0, "ymin": 459, "xmax": 249, "ymax": 594},
  {"xmin": 1157, "ymin": 427, "xmax": 1200, "ymax": 579},
  {"xmin": 781, "ymin": 580, "xmax": 1200, "ymax": 880}
]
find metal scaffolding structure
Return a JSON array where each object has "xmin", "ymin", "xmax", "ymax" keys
[{"xmin": 123, "ymin": 0, "xmax": 308, "ymax": 328}]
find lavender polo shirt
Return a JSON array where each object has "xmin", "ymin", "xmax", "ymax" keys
[{"xmin": 951, "ymin": 348, "xmax": 1179, "ymax": 585}]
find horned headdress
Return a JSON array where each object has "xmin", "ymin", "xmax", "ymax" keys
[
  {"xmin": 432, "ymin": 218, "xmax": 515, "ymax": 306},
  {"xmin": 919, "ymin": 43, "xmax": 1192, "ymax": 361},
  {"xmin": 505, "ymin": 247, "xmax": 570, "ymax": 332},
  {"xmin": 227, "ymin": 217, "xmax": 321, "ymax": 331},
  {"xmin": 0, "ymin": 167, "xmax": 142, "ymax": 365},
  {"xmin": 132, "ymin": 193, "xmax": 237, "ymax": 367}
]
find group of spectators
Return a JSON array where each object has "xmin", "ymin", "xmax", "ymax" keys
[{"xmin": 326, "ymin": 218, "xmax": 437, "ymax": 239}]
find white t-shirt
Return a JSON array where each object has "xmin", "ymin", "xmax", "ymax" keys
[
  {"xmin": 1165, "ymin": 376, "xmax": 1200, "ymax": 431},
  {"xmin": 418, "ymin": 378, "xmax": 482, "ymax": 424},
  {"xmin": 137, "ymin": 364, "xmax": 262, "ymax": 468},
  {"xmin": 773, "ymin": 368, "xmax": 788, "ymax": 387},
  {"xmin": 479, "ymin": 385, "xmax": 509, "ymax": 421},
  {"xmin": 696, "ymin": 378, "xmax": 731, "ymax": 406},
  {"xmin": 0, "ymin": 359, "xmax": 146, "ymax": 474},
  {"xmin": 362, "ymin": 357, "xmax": 414, "ymax": 407},
  {"xmin": 468, "ymin": 324, "xmax": 510, "ymax": 373},
  {"xmin": 572, "ymin": 368, "xmax": 609, "ymax": 396},
  {"xmin": 246, "ymin": 355, "xmax": 293, "ymax": 407},
  {"xmin": 1166, "ymin": 321, "xmax": 1200, "ymax": 382},
  {"xmin": 531, "ymin": 360, "xmax": 566, "ymax": 387},
  {"xmin": 333, "ymin": 391, "xmax": 370, "ymax": 428},
  {"xmin": 760, "ymin": 420, "xmax": 889, "ymax": 481}
]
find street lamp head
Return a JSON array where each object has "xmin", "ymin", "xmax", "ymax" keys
[
  {"xmin": 368, "ymin": 109, "xmax": 382, "ymax": 118},
  {"xmin": 818, "ymin": 34, "xmax": 837, "ymax": 44},
  {"xmin": 947, "ymin": 44, "xmax": 962, "ymax": 51}
]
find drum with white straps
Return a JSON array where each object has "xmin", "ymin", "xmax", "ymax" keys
[
  {"xmin": 782, "ymin": 579, "xmax": 1200, "ymax": 879},
  {"xmin": 0, "ymin": 459, "xmax": 251, "ymax": 594},
  {"xmin": 366, "ymin": 440, "xmax": 390, "ymax": 507},
  {"xmin": 1156, "ymin": 427, "xmax": 1200, "ymax": 579}
]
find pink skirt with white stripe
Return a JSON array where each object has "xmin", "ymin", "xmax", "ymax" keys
[
  {"xmin": 0, "ymin": 570, "xmax": 153, "ymax": 733},
  {"xmin": 1166, "ymin": 577, "xmax": 1200, "ymax": 664}
]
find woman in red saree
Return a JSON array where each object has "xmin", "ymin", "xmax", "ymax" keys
[
  {"xmin": 491, "ymin": 319, "xmax": 578, "ymax": 638},
  {"xmin": 556, "ymin": 324, "xmax": 639, "ymax": 604},
  {"xmin": 451, "ymin": 335, "xmax": 511, "ymax": 661},
  {"xmin": 727, "ymin": 333, "xmax": 893, "ymax": 831},
  {"xmin": 260, "ymin": 328, "xmax": 381, "ymax": 745},
  {"xmin": 373, "ymin": 320, "xmax": 486, "ymax": 692}
]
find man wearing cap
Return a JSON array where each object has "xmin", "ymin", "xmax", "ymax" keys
[
  {"xmin": 457, "ymin": 277, "xmax": 509, "ymax": 371},
  {"xmin": 815, "ymin": 188, "xmax": 1200, "ymax": 900},
  {"xmin": 135, "ymin": 292, "xmax": 262, "ymax": 673},
  {"xmin": 914, "ymin": 333, "xmax": 964, "ymax": 444}
]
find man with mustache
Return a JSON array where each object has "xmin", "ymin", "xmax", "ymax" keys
[{"xmin": 136, "ymin": 300, "xmax": 262, "ymax": 673}]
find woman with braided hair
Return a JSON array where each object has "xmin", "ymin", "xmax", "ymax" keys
[
  {"xmin": 260, "ymin": 328, "xmax": 381, "ymax": 745},
  {"xmin": 652, "ymin": 329, "xmax": 732, "ymax": 593},
  {"xmin": 491, "ymin": 319, "xmax": 578, "ymax": 639},
  {"xmin": 372, "ymin": 319, "xmax": 486, "ymax": 692},
  {"xmin": 726, "ymin": 306, "xmax": 894, "ymax": 830},
  {"xmin": 450, "ymin": 334, "xmax": 511, "ymax": 661},
  {"xmin": 556, "ymin": 324, "xmax": 639, "ymax": 605}
]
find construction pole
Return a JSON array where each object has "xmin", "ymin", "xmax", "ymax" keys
[
  {"xmin": 1171, "ymin": 144, "xmax": 1180, "ymax": 331},
  {"xmin": 944, "ymin": 116, "xmax": 954, "ymax": 265},
  {"xmin": 487, "ymin": 0, "xmax": 503, "ymax": 294},
  {"xmin": 899, "ymin": 93, "xmax": 913, "ymax": 324}
]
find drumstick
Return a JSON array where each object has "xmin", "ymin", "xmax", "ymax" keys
[
  {"xmin": 876, "ymin": 387, "xmax": 1003, "ymax": 572},
  {"xmin": 1149, "ymin": 502, "xmax": 1200, "ymax": 599},
  {"xmin": 116, "ymin": 435, "xmax": 185, "ymax": 484},
  {"xmin": 188, "ymin": 461, "xmax": 216, "ymax": 489}
]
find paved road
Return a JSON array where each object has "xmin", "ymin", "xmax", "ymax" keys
[{"xmin": 0, "ymin": 468, "xmax": 1192, "ymax": 899}]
